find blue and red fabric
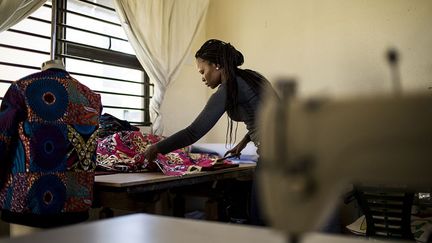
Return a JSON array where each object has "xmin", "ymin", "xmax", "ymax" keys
[{"xmin": 0, "ymin": 69, "xmax": 101, "ymax": 217}]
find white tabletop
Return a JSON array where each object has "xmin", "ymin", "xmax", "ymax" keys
[
  {"xmin": 0, "ymin": 213, "xmax": 391, "ymax": 243},
  {"xmin": 0, "ymin": 213, "xmax": 284, "ymax": 243}
]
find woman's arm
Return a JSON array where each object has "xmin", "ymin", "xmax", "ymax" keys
[{"xmin": 144, "ymin": 84, "xmax": 227, "ymax": 162}]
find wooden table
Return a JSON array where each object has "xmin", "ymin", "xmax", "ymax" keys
[
  {"xmin": 93, "ymin": 164, "xmax": 256, "ymax": 217},
  {"xmin": 95, "ymin": 163, "xmax": 255, "ymax": 190},
  {"xmin": 0, "ymin": 213, "xmax": 388, "ymax": 243}
]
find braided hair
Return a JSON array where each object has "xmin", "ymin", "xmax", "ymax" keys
[{"xmin": 195, "ymin": 39, "xmax": 270, "ymax": 145}]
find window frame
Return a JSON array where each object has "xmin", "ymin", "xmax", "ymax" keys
[{"xmin": 0, "ymin": 0, "xmax": 152, "ymax": 126}]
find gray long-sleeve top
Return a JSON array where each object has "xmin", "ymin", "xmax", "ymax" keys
[{"xmin": 156, "ymin": 76, "xmax": 260, "ymax": 154}]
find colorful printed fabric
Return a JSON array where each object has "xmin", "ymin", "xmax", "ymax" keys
[
  {"xmin": 0, "ymin": 69, "xmax": 101, "ymax": 215},
  {"xmin": 156, "ymin": 152, "xmax": 237, "ymax": 176},
  {"xmin": 96, "ymin": 131, "xmax": 237, "ymax": 176},
  {"xmin": 96, "ymin": 131, "xmax": 160, "ymax": 172}
]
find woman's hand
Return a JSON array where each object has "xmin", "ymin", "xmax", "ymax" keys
[
  {"xmin": 224, "ymin": 135, "xmax": 251, "ymax": 158},
  {"xmin": 224, "ymin": 145, "xmax": 243, "ymax": 158},
  {"xmin": 144, "ymin": 144, "xmax": 159, "ymax": 163}
]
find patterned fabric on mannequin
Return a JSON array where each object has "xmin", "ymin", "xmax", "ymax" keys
[{"xmin": 0, "ymin": 69, "xmax": 101, "ymax": 227}]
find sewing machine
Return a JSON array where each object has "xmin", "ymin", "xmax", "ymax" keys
[{"xmin": 258, "ymin": 82, "xmax": 432, "ymax": 239}]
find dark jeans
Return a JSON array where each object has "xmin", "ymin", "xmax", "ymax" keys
[{"xmin": 249, "ymin": 177, "xmax": 267, "ymax": 226}]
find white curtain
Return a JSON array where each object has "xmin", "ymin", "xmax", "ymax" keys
[
  {"xmin": 0, "ymin": 0, "xmax": 46, "ymax": 32},
  {"xmin": 114, "ymin": 0, "xmax": 209, "ymax": 135}
]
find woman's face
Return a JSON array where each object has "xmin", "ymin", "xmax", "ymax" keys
[{"xmin": 196, "ymin": 58, "xmax": 222, "ymax": 89}]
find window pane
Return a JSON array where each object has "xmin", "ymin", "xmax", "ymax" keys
[
  {"xmin": 67, "ymin": 13, "xmax": 125, "ymax": 40},
  {"xmin": 0, "ymin": 47, "xmax": 49, "ymax": 67},
  {"xmin": 66, "ymin": 28, "xmax": 109, "ymax": 49},
  {"xmin": 0, "ymin": 65, "xmax": 37, "ymax": 82},
  {"xmin": 0, "ymin": 83, "xmax": 12, "ymax": 98},
  {"xmin": 73, "ymin": 75, "xmax": 143, "ymax": 96},
  {"xmin": 68, "ymin": 0, "xmax": 120, "ymax": 24},
  {"xmin": 0, "ymin": 0, "xmax": 149, "ymax": 125},
  {"xmin": 65, "ymin": 0, "xmax": 133, "ymax": 55},
  {"xmin": 102, "ymin": 108, "xmax": 144, "ymax": 123},
  {"xmin": 66, "ymin": 59, "xmax": 141, "ymax": 82},
  {"xmin": 31, "ymin": 4, "xmax": 52, "ymax": 20},
  {"xmin": 11, "ymin": 19, "xmax": 51, "ymax": 37},
  {"xmin": 100, "ymin": 93, "xmax": 144, "ymax": 109},
  {"xmin": 111, "ymin": 39, "xmax": 135, "ymax": 55},
  {"xmin": 0, "ymin": 31, "xmax": 50, "ymax": 52}
]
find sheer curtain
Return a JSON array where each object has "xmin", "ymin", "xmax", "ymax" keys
[
  {"xmin": 0, "ymin": 0, "xmax": 46, "ymax": 32},
  {"xmin": 114, "ymin": 0, "xmax": 209, "ymax": 135}
]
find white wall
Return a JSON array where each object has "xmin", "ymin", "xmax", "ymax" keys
[{"xmin": 161, "ymin": 0, "xmax": 432, "ymax": 143}]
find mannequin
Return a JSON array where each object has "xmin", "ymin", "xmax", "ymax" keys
[
  {"xmin": 40, "ymin": 0, "xmax": 65, "ymax": 72},
  {"xmin": 0, "ymin": 60, "xmax": 102, "ymax": 230},
  {"xmin": 41, "ymin": 59, "xmax": 65, "ymax": 71},
  {"xmin": 0, "ymin": 0, "xmax": 100, "ymax": 232}
]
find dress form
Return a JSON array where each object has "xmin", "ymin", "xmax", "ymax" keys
[
  {"xmin": 42, "ymin": 0, "xmax": 64, "ymax": 71},
  {"xmin": 41, "ymin": 59, "xmax": 65, "ymax": 70}
]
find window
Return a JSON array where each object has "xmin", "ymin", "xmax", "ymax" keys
[{"xmin": 0, "ymin": 0, "xmax": 151, "ymax": 126}]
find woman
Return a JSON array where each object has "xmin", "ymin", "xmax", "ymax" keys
[
  {"xmin": 144, "ymin": 39, "xmax": 273, "ymax": 225},
  {"xmin": 144, "ymin": 39, "xmax": 273, "ymax": 162}
]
